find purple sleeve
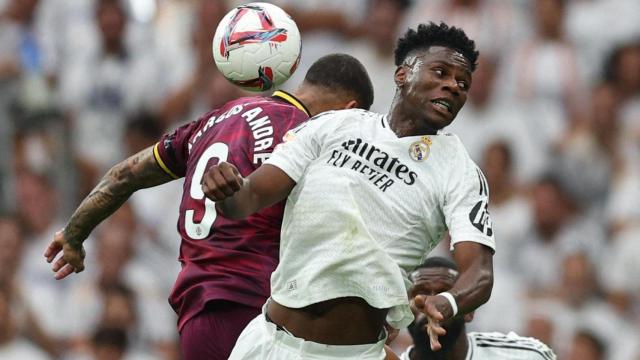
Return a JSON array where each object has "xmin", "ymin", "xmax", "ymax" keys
[{"xmin": 154, "ymin": 120, "xmax": 200, "ymax": 178}]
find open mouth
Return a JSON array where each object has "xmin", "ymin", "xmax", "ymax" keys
[{"xmin": 431, "ymin": 98, "xmax": 452, "ymax": 113}]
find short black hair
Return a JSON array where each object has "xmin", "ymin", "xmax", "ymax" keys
[
  {"xmin": 126, "ymin": 112, "xmax": 163, "ymax": 139},
  {"xmin": 303, "ymin": 53, "xmax": 374, "ymax": 110},
  {"xmin": 394, "ymin": 22, "xmax": 479, "ymax": 72},
  {"xmin": 415, "ymin": 256, "xmax": 459, "ymax": 272}
]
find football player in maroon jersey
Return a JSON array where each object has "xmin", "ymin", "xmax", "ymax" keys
[{"xmin": 44, "ymin": 53, "xmax": 374, "ymax": 360}]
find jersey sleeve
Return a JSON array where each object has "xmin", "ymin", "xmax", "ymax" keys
[
  {"xmin": 153, "ymin": 120, "xmax": 200, "ymax": 179},
  {"xmin": 264, "ymin": 111, "xmax": 335, "ymax": 182},
  {"xmin": 443, "ymin": 147, "xmax": 496, "ymax": 252}
]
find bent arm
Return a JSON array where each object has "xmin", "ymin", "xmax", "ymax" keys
[
  {"xmin": 449, "ymin": 242, "xmax": 494, "ymax": 315},
  {"xmin": 206, "ymin": 164, "xmax": 296, "ymax": 220},
  {"xmin": 63, "ymin": 145, "xmax": 175, "ymax": 248}
]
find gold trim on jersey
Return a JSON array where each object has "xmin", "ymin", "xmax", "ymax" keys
[
  {"xmin": 272, "ymin": 90, "xmax": 310, "ymax": 116},
  {"xmin": 153, "ymin": 143, "xmax": 179, "ymax": 179}
]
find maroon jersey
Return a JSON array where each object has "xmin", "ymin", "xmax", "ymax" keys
[{"xmin": 153, "ymin": 91, "xmax": 310, "ymax": 330}]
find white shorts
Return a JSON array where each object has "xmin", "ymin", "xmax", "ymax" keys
[{"xmin": 229, "ymin": 305, "xmax": 387, "ymax": 359}]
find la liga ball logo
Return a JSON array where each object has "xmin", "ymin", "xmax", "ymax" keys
[{"xmin": 219, "ymin": 4, "xmax": 288, "ymax": 59}]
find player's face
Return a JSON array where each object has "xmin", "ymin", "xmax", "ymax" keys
[
  {"xmin": 396, "ymin": 46, "xmax": 472, "ymax": 131},
  {"xmin": 409, "ymin": 267, "xmax": 467, "ymax": 357},
  {"xmin": 409, "ymin": 267, "xmax": 457, "ymax": 299}
]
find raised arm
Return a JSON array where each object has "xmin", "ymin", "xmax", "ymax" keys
[
  {"xmin": 201, "ymin": 162, "xmax": 296, "ymax": 219},
  {"xmin": 44, "ymin": 145, "xmax": 175, "ymax": 279}
]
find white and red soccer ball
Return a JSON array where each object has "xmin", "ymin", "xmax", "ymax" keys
[{"xmin": 212, "ymin": 2, "xmax": 302, "ymax": 92}]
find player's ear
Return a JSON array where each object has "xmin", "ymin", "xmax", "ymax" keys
[
  {"xmin": 343, "ymin": 99, "xmax": 358, "ymax": 109},
  {"xmin": 394, "ymin": 66, "xmax": 407, "ymax": 88},
  {"xmin": 464, "ymin": 311, "xmax": 475, "ymax": 323}
]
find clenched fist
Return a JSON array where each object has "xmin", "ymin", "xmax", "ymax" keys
[{"xmin": 202, "ymin": 161, "xmax": 244, "ymax": 201}]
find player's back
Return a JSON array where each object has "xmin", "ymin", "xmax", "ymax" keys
[
  {"xmin": 467, "ymin": 332, "xmax": 557, "ymax": 360},
  {"xmin": 153, "ymin": 91, "xmax": 310, "ymax": 329}
]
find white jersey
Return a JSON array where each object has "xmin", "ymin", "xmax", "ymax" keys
[
  {"xmin": 400, "ymin": 332, "xmax": 556, "ymax": 360},
  {"xmin": 264, "ymin": 109, "xmax": 495, "ymax": 328}
]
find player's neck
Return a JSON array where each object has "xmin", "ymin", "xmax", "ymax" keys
[
  {"xmin": 292, "ymin": 87, "xmax": 320, "ymax": 116},
  {"xmin": 387, "ymin": 97, "xmax": 439, "ymax": 137}
]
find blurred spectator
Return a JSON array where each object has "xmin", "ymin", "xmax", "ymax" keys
[
  {"xmin": 602, "ymin": 225, "xmax": 640, "ymax": 316},
  {"xmin": 0, "ymin": 287, "xmax": 50, "ymax": 360},
  {"xmin": 498, "ymin": 0, "xmax": 585, "ymax": 153},
  {"xmin": 59, "ymin": 0, "xmax": 165, "ymax": 180},
  {"xmin": 347, "ymin": 0, "xmax": 412, "ymax": 113},
  {"xmin": 517, "ymin": 175, "xmax": 605, "ymax": 292},
  {"xmin": 0, "ymin": 213, "xmax": 58, "ymax": 357},
  {"xmin": 555, "ymin": 83, "xmax": 625, "ymax": 212},
  {"xmin": 567, "ymin": 330, "xmax": 606, "ymax": 360},
  {"xmin": 0, "ymin": 0, "xmax": 55, "ymax": 106},
  {"xmin": 0, "ymin": 1, "xmax": 638, "ymax": 358},
  {"xmin": 604, "ymin": 42, "xmax": 640, "ymax": 177},
  {"xmin": 64, "ymin": 208, "xmax": 177, "ymax": 359},
  {"xmin": 124, "ymin": 112, "xmax": 182, "ymax": 292},
  {"xmin": 15, "ymin": 170, "xmax": 74, "ymax": 340},
  {"xmin": 566, "ymin": 0, "xmax": 640, "ymax": 82},
  {"xmin": 405, "ymin": 0, "xmax": 527, "ymax": 59},
  {"xmin": 480, "ymin": 141, "xmax": 530, "ymax": 272}
]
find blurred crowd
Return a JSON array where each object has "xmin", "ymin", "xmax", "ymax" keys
[{"xmin": 0, "ymin": 0, "xmax": 639, "ymax": 359}]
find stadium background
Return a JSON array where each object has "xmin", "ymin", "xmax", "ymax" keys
[{"xmin": 0, "ymin": 0, "xmax": 639, "ymax": 359}]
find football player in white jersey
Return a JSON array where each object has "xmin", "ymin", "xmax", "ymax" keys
[
  {"xmin": 399, "ymin": 257, "xmax": 556, "ymax": 360},
  {"xmin": 202, "ymin": 22, "xmax": 494, "ymax": 359}
]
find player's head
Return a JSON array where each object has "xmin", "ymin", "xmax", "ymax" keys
[
  {"xmin": 96, "ymin": 0, "xmax": 127, "ymax": 49},
  {"xmin": 408, "ymin": 257, "xmax": 472, "ymax": 359},
  {"xmin": 296, "ymin": 53, "xmax": 374, "ymax": 115},
  {"xmin": 392, "ymin": 22, "xmax": 478, "ymax": 132}
]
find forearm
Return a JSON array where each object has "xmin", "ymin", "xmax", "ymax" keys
[
  {"xmin": 216, "ymin": 178, "xmax": 262, "ymax": 219},
  {"xmin": 63, "ymin": 171, "xmax": 134, "ymax": 247},
  {"xmin": 63, "ymin": 147, "xmax": 174, "ymax": 247},
  {"xmin": 447, "ymin": 242, "xmax": 494, "ymax": 316},
  {"xmin": 448, "ymin": 258, "xmax": 493, "ymax": 315},
  {"xmin": 210, "ymin": 164, "xmax": 296, "ymax": 220}
]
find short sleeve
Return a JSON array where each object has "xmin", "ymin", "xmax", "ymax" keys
[
  {"xmin": 154, "ymin": 121, "xmax": 200, "ymax": 179},
  {"xmin": 443, "ymin": 150, "xmax": 496, "ymax": 252},
  {"xmin": 264, "ymin": 112, "xmax": 334, "ymax": 182}
]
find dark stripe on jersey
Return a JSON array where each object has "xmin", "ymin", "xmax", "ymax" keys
[
  {"xmin": 473, "ymin": 335, "xmax": 546, "ymax": 348},
  {"xmin": 272, "ymin": 90, "xmax": 311, "ymax": 116},
  {"xmin": 476, "ymin": 169, "xmax": 484, "ymax": 196},
  {"xmin": 476, "ymin": 168, "xmax": 488, "ymax": 196},
  {"xmin": 474, "ymin": 338, "xmax": 550, "ymax": 353},
  {"xmin": 381, "ymin": 116, "xmax": 386, "ymax": 128},
  {"xmin": 475, "ymin": 343, "xmax": 554, "ymax": 360}
]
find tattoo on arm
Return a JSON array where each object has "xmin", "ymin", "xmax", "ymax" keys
[{"xmin": 63, "ymin": 146, "xmax": 175, "ymax": 248}]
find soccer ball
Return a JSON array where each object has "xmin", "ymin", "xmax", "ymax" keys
[{"xmin": 212, "ymin": 2, "xmax": 301, "ymax": 92}]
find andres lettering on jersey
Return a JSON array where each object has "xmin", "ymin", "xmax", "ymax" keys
[{"xmin": 153, "ymin": 91, "xmax": 310, "ymax": 330}]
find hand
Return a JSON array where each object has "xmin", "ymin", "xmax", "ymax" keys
[
  {"xmin": 44, "ymin": 230, "xmax": 86, "ymax": 280},
  {"xmin": 202, "ymin": 162, "xmax": 243, "ymax": 201},
  {"xmin": 412, "ymin": 294, "xmax": 451, "ymax": 351}
]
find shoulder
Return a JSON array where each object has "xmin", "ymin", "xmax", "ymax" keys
[
  {"xmin": 469, "ymin": 332, "xmax": 556, "ymax": 359},
  {"xmin": 437, "ymin": 131, "xmax": 471, "ymax": 158},
  {"xmin": 311, "ymin": 108, "xmax": 382, "ymax": 129}
]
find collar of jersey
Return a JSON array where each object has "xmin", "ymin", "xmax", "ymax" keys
[
  {"xmin": 381, "ymin": 114, "xmax": 446, "ymax": 137},
  {"xmin": 272, "ymin": 90, "xmax": 310, "ymax": 116}
]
